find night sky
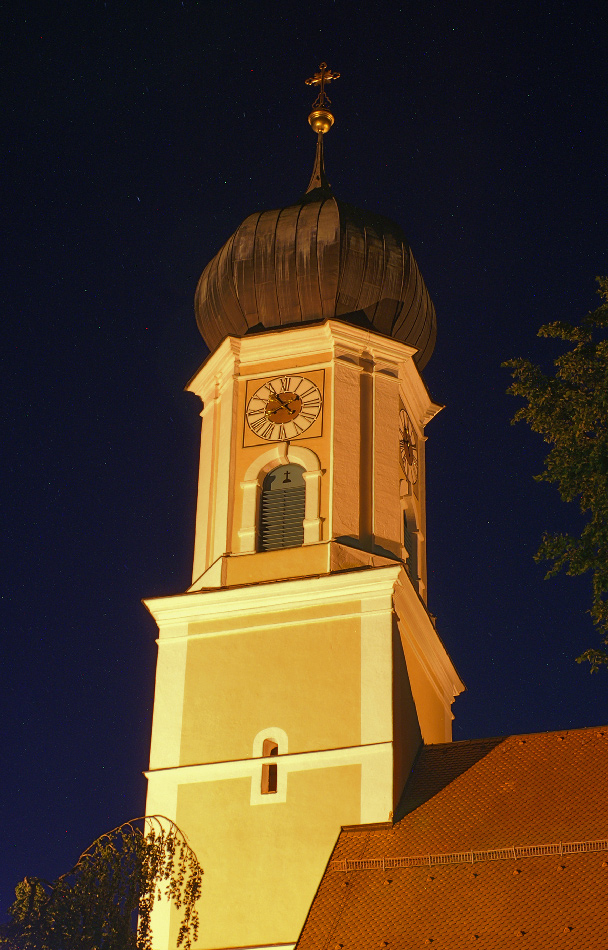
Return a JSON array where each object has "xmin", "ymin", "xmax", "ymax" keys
[{"xmin": 2, "ymin": 0, "xmax": 607, "ymax": 920}]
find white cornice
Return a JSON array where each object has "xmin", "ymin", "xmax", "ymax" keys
[
  {"xmin": 186, "ymin": 322, "xmax": 422, "ymax": 389},
  {"xmin": 421, "ymin": 400, "xmax": 444, "ymax": 426},
  {"xmin": 186, "ymin": 336, "xmax": 241, "ymax": 400},
  {"xmin": 143, "ymin": 564, "xmax": 402, "ymax": 626},
  {"xmin": 233, "ymin": 321, "xmax": 419, "ymax": 371},
  {"xmin": 326, "ymin": 320, "xmax": 418, "ymax": 364},
  {"xmin": 238, "ymin": 323, "xmax": 334, "ymax": 365},
  {"xmin": 400, "ymin": 361, "xmax": 443, "ymax": 432},
  {"xmin": 394, "ymin": 571, "xmax": 465, "ymax": 703},
  {"xmin": 183, "ymin": 323, "xmax": 441, "ymax": 421}
]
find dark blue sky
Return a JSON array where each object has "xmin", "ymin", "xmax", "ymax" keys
[{"xmin": 2, "ymin": 0, "xmax": 606, "ymax": 919}]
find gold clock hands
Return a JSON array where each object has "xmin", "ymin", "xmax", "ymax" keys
[
  {"xmin": 282, "ymin": 394, "xmax": 302, "ymax": 412},
  {"xmin": 281, "ymin": 393, "xmax": 303, "ymax": 410},
  {"xmin": 266, "ymin": 392, "xmax": 300, "ymax": 419},
  {"xmin": 269, "ymin": 404, "xmax": 297, "ymax": 418},
  {"xmin": 274, "ymin": 393, "xmax": 293, "ymax": 411}
]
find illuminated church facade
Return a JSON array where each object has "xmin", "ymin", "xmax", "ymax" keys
[{"xmin": 144, "ymin": 66, "xmax": 607, "ymax": 950}]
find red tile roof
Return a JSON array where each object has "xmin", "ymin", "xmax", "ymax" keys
[{"xmin": 297, "ymin": 726, "xmax": 608, "ymax": 950}]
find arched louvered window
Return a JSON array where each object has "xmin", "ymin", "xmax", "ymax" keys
[
  {"xmin": 403, "ymin": 511, "xmax": 419, "ymax": 588},
  {"xmin": 260, "ymin": 464, "xmax": 305, "ymax": 551}
]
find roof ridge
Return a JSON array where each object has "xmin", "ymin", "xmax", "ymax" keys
[
  {"xmin": 331, "ymin": 835, "xmax": 608, "ymax": 873},
  {"xmin": 424, "ymin": 724, "xmax": 608, "ymax": 749}
]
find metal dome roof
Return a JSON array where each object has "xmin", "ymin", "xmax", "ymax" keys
[{"xmin": 195, "ymin": 132, "xmax": 436, "ymax": 368}]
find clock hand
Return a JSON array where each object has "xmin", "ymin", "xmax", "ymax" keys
[
  {"xmin": 269, "ymin": 403, "xmax": 297, "ymax": 417},
  {"xmin": 268, "ymin": 393, "xmax": 300, "ymax": 416},
  {"xmin": 283, "ymin": 394, "xmax": 303, "ymax": 409}
]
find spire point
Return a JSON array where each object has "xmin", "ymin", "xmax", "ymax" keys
[
  {"xmin": 304, "ymin": 63, "xmax": 340, "ymax": 195},
  {"xmin": 306, "ymin": 132, "xmax": 331, "ymax": 194}
]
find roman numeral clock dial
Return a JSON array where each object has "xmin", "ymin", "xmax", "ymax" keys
[{"xmin": 246, "ymin": 375, "xmax": 323, "ymax": 441}]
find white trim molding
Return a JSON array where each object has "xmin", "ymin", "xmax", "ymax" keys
[
  {"xmin": 252, "ymin": 726, "xmax": 289, "ymax": 757},
  {"xmin": 393, "ymin": 575, "xmax": 465, "ymax": 724},
  {"xmin": 144, "ymin": 564, "xmax": 402, "ymax": 628},
  {"xmin": 250, "ymin": 727, "xmax": 289, "ymax": 805}
]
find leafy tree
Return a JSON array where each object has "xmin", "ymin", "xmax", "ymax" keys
[
  {"xmin": 504, "ymin": 277, "xmax": 608, "ymax": 671},
  {"xmin": 0, "ymin": 816, "xmax": 203, "ymax": 950}
]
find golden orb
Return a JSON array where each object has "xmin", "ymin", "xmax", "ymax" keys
[{"xmin": 308, "ymin": 109, "xmax": 334, "ymax": 134}]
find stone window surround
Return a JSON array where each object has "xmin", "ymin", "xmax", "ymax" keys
[
  {"xmin": 238, "ymin": 443, "xmax": 323, "ymax": 553},
  {"xmin": 251, "ymin": 726, "xmax": 289, "ymax": 805}
]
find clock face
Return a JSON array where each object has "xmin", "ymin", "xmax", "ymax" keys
[
  {"xmin": 399, "ymin": 408, "xmax": 418, "ymax": 484},
  {"xmin": 246, "ymin": 375, "xmax": 323, "ymax": 441}
]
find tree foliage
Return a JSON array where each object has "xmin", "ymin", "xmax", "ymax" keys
[
  {"xmin": 504, "ymin": 277, "xmax": 608, "ymax": 671},
  {"xmin": 1, "ymin": 816, "xmax": 203, "ymax": 950}
]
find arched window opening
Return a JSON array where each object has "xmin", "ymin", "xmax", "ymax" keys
[
  {"xmin": 261, "ymin": 739, "xmax": 279, "ymax": 794},
  {"xmin": 259, "ymin": 464, "xmax": 305, "ymax": 551},
  {"xmin": 403, "ymin": 511, "xmax": 419, "ymax": 589}
]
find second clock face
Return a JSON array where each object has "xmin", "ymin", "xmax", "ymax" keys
[
  {"xmin": 246, "ymin": 375, "xmax": 322, "ymax": 441},
  {"xmin": 399, "ymin": 408, "xmax": 419, "ymax": 484}
]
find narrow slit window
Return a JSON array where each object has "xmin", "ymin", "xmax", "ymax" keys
[
  {"xmin": 260, "ymin": 465, "xmax": 305, "ymax": 551},
  {"xmin": 261, "ymin": 739, "xmax": 279, "ymax": 794}
]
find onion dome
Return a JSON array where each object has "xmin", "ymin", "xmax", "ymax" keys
[{"xmin": 195, "ymin": 67, "xmax": 436, "ymax": 368}]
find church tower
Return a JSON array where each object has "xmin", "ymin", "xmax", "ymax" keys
[{"xmin": 144, "ymin": 66, "xmax": 463, "ymax": 950}]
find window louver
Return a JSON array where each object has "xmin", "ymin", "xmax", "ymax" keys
[
  {"xmin": 260, "ymin": 465, "xmax": 306, "ymax": 551},
  {"xmin": 403, "ymin": 513, "xmax": 418, "ymax": 585}
]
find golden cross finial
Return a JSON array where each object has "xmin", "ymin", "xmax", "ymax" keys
[{"xmin": 305, "ymin": 62, "xmax": 340, "ymax": 109}]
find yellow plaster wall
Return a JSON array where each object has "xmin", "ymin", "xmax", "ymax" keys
[
  {"xmin": 373, "ymin": 373, "xmax": 401, "ymax": 556},
  {"xmin": 193, "ymin": 398, "xmax": 218, "ymax": 584},
  {"xmin": 241, "ymin": 348, "xmax": 334, "ymax": 380},
  {"xmin": 224, "ymin": 543, "xmax": 329, "ymax": 586},
  {"xmin": 179, "ymin": 615, "xmax": 362, "ymax": 765},
  {"xmin": 332, "ymin": 359, "xmax": 361, "ymax": 540},
  {"xmin": 174, "ymin": 765, "xmax": 361, "ymax": 949}
]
